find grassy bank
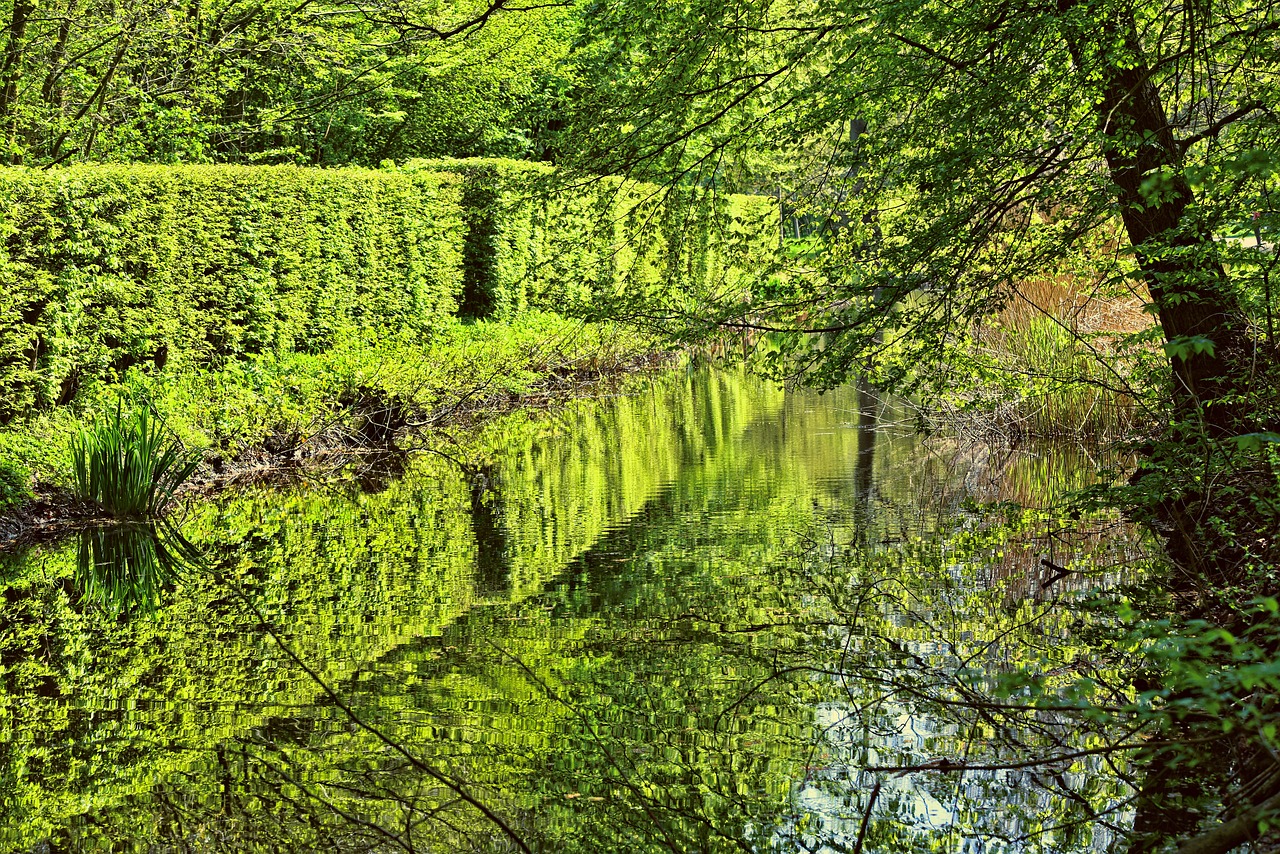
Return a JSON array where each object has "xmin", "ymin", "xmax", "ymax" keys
[{"xmin": 0, "ymin": 313, "xmax": 663, "ymax": 535}]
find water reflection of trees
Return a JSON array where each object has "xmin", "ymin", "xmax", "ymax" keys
[
  {"xmin": 7, "ymin": 370, "xmax": 1238, "ymax": 853},
  {"xmin": 66, "ymin": 501, "xmax": 1158, "ymax": 854},
  {"xmin": 769, "ymin": 532, "xmax": 1142, "ymax": 852}
]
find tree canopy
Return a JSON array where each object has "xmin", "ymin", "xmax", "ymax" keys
[
  {"xmin": 551, "ymin": 0, "xmax": 1280, "ymax": 594},
  {"xmin": 563, "ymin": 0, "xmax": 1280, "ymax": 403},
  {"xmin": 0, "ymin": 0, "xmax": 582, "ymax": 165}
]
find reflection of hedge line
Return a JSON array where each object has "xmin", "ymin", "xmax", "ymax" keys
[
  {"xmin": 0, "ymin": 370, "xmax": 784, "ymax": 849},
  {"xmin": 0, "ymin": 160, "xmax": 775, "ymax": 420},
  {"xmin": 493, "ymin": 369, "xmax": 786, "ymax": 596},
  {"xmin": 0, "ymin": 455, "xmax": 479, "ymax": 849}
]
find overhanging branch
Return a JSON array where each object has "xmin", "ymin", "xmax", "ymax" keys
[{"xmin": 1177, "ymin": 101, "xmax": 1265, "ymax": 154}]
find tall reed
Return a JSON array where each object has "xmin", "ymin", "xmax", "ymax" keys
[
  {"xmin": 966, "ymin": 274, "xmax": 1150, "ymax": 440},
  {"xmin": 71, "ymin": 403, "xmax": 200, "ymax": 519}
]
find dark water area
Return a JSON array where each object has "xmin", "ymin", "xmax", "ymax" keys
[{"xmin": 0, "ymin": 368, "xmax": 1152, "ymax": 852}]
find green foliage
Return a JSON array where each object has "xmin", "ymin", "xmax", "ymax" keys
[
  {"xmin": 0, "ymin": 313, "xmax": 657, "ymax": 487},
  {"xmin": 405, "ymin": 158, "xmax": 777, "ymax": 320},
  {"xmin": 407, "ymin": 158, "xmax": 553, "ymax": 317},
  {"xmin": 70, "ymin": 403, "xmax": 200, "ymax": 519},
  {"xmin": 1163, "ymin": 335, "xmax": 1217, "ymax": 361},
  {"xmin": 0, "ymin": 159, "xmax": 770, "ymax": 428},
  {"xmin": 0, "ymin": 164, "xmax": 466, "ymax": 420},
  {"xmin": 136, "ymin": 312, "xmax": 656, "ymax": 457},
  {"xmin": 316, "ymin": 8, "xmax": 581, "ymax": 165},
  {"xmin": 0, "ymin": 0, "xmax": 583, "ymax": 167},
  {"xmin": 0, "ymin": 456, "xmax": 31, "ymax": 512},
  {"xmin": 559, "ymin": 0, "xmax": 1280, "ymax": 411}
]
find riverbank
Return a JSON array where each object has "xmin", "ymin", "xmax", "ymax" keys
[
  {"xmin": 0, "ymin": 313, "xmax": 670, "ymax": 552},
  {"xmin": 929, "ymin": 276, "xmax": 1154, "ymax": 442},
  {"xmin": 0, "ymin": 158, "xmax": 773, "ymax": 550}
]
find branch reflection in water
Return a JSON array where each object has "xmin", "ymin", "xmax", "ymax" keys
[{"xmin": 3, "ymin": 368, "xmax": 1170, "ymax": 853}]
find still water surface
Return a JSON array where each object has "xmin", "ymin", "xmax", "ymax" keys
[{"xmin": 0, "ymin": 368, "xmax": 1146, "ymax": 852}]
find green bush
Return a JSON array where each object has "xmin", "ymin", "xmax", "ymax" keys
[
  {"xmin": 0, "ymin": 165, "xmax": 466, "ymax": 420},
  {"xmin": 0, "ymin": 456, "xmax": 32, "ymax": 512},
  {"xmin": 409, "ymin": 158, "xmax": 551, "ymax": 318}
]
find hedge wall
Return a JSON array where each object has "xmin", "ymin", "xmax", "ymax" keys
[
  {"xmin": 405, "ymin": 158, "xmax": 777, "ymax": 320},
  {"xmin": 0, "ymin": 165, "xmax": 465, "ymax": 420},
  {"xmin": 0, "ymin": 160, "xmax": 776, "ymax": 421}
]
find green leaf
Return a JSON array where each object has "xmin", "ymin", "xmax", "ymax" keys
[
  {"xmin": 1230, "ymin": 432, "xmax": 1280, "ymax": 452},
  {"xmin": 1163, "ymin": 336, "xmax": 1216, "ymax": 361}
]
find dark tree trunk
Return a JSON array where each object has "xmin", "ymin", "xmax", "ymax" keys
[
  {"xmin": 1055, "ymin": 9, "xmax": 1280, "ymax": 848},
  {"xmin": 0, "ymin": 0, "xmax": 34, "ymax": 163},
  {"xmin": 1061, "ymin": 2, "xmax": 1272, "ymax": 439},
  {"xmin": 41, "ymin": 9, "xmax": 76, "ymax": 108},
  {"xmin": 1055, "ymin": 0, "xmax": 1280, "ymax": 588}
]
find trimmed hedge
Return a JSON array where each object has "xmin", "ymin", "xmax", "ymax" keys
[
  {"xmin": 406, "ymin": 158, "xmax": 777, "ymax": 320},
  {"xmin": 0, "ymin": 160, "xmax": 776, "ymax": 421},
  {"xmin": 0, "ymin": 165, "xmax": 465, "ymax": 420}
]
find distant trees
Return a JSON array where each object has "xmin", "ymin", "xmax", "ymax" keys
[{"xmin": 0, "ymin": 0, "xmax": 580, "ymax": 165}]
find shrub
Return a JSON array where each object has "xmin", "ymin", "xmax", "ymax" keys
[
  {"xmin": 71, "ymin": 403, "xmax": 200, "ymax": 519},
  {"xmin": 0, "ymin": 456, "xmax": 32, "ymax": 513},
  {"xmin": 0, "ymin": 159, "xmax": 776, "ymax": 422},
  {"xmin": 0, "ymin": 165, "xmax": 466, "ymax": 419}
]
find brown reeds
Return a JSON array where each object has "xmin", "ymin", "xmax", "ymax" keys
[{"xmin": 960, "ymin": 272, "xmax": 1153, "ymax": 441}]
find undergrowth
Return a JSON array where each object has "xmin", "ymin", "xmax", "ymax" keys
[
  {"xmin": 0, "ymin": 314, "xmax": 656, "ymax": 495},
  {"xmin": 0, "ymin": 457, "xmax": 31, "ymax": 513},
  {"xmin": 943, "ymin": 277, "xmax": 1157, "ymax": 441},
  {"xmin": 70, "ymin": 404, "xmax": 200, "ymax": 519}
]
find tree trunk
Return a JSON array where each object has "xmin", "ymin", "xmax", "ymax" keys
[
  {"xmin": 0, "ymin": 0, "xmax": 34, "ymax": 163},
  {"xmin": 41, "ymin": 8, "xmax": 76, "ymax": 107},
  {"xmin": 1060, "ymin": 1, "xmax": 1271, "ymax": 439}
]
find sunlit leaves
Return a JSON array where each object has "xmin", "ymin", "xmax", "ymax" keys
[{"xmin": 1162, "ymin": 335, "xmax": 1216, "ymax": 361}]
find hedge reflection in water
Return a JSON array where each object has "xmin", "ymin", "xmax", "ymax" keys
[{"xmin": 0, "ymin": 367, "xmax": 1156, "ymax": 852}]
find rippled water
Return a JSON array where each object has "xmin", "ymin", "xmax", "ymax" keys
[{"xmin": 0, "ymin": 367, "xmax": 1149, "ymax": 852}]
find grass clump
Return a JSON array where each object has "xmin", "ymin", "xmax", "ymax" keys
[
  {"xmin": 948, "ymin": 276, "xmax": 1152, "ymax": 441},
  {"xmin": 71, "ymin": 404, "xmax": 200, "ymax": 520}
]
